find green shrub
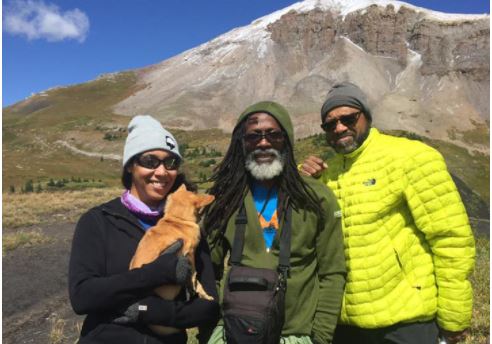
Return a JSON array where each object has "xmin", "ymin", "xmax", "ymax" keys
[
  {"xmin": 198, "ymin": 159, "xmax": 216, "ymax": 167},
  {"xmin": 24, "ymin": 180, "xmax": 34, "ymax": 193}
]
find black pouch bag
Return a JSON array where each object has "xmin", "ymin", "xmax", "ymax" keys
[{"xmin": 222, "ymin": 204, "xmax": 291, "ymax": 344}]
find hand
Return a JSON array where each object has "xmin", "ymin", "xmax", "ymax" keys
[
  {"xmin": 113, "ymin": 302, "xmax": 141, "ymax": 324},
  {"xmin": 440, "ymin": 328, "xmax": 469, "ymax": 344},
  {"xmin": 175, "ymin": 255, "xmax": 192, "ymax": 285},
  {"xmin": 300, "ymin": 156, "xmax": 328, "ymax": 178},
  {"xmin": 140, "ymin": 239, "xmax": 192, "ymax": 286},
  {"xmin": 113, "ymin": 296, "xmax": 175, "ymax": 325},
  {"xmin": 158, "ymin": 239, "xmax": 192, "ymax": 285},
  {"xmin": 161, "ymin": 239, "xmax": 184, "ymax": 256}
]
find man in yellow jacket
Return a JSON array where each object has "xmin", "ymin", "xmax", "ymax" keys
[{"xmin": 301, "ymin": 82, "xmax": 475, "ymax": 344}]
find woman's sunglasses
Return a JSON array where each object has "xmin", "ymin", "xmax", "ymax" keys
[
  {"xmin": 135, "ymin": 154, "xmax": 180, "ymax": 170},
  {"xmin": 243, "ymin": 131, "xmax": 285, "ymax": 145},
  {"xmin": 321, "ymin": 111, "xmax": 362, "ymax": 132}
]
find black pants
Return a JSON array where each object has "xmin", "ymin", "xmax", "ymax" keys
[{"xmin": 332, "ymin": 320, "xmax": 439, "ymax": 344}]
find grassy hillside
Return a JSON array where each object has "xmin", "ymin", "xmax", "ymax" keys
[
  {"xmin": 3, "ymin": 72, "xmax": 140, "ymax": 187},
  {"xmin": 3, "ymin": 74, "xmax": 489, "ymax": 222}
]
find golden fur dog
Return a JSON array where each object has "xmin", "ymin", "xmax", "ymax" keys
[{"xmin": 129, "ymin": 184, "xmax": 215, "ymax": 335}]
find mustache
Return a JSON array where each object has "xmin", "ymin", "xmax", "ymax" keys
[
  {"xmin": 250, "ymin": 148, "xmax": 282, "ymax": 157},
  {"xmin": 332, "ymin": 132, "xmax": 353, "ymax": 140}
]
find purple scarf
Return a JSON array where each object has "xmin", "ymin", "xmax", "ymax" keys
[{"xmin": 120, "ymin": 190, "xmax": 165, "ymax": 221}]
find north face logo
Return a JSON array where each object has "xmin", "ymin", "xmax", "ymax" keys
[
  {"xmin": 165, "ymin": 136, "xmax": 176, "ymax": 150},
  {"xmin": 363, "ymin": 178, "xmax": 376, "ymax": 186}
]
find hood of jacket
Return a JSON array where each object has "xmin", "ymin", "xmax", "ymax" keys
[{"xmin": 236, "ymin": 101, "xmax": 294, "ymax": 146}]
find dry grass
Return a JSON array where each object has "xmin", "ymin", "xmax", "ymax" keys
[
  {"xmin": 462, "ymin": 236, "xmax": 490, "ymax": 344},
  {"xmin": 3, "ymin": 187, "xmax": 122, "ymax": 228},
  {"xmin": 48, "ymin": 313, "xmax": 82, "ymax": 344},
  {"xmin": 3, "ymin": 230, "xmax": 51, "ymax": 254},
  {"xmin": 48, "ymin": 314, "xmax": 67, "ymax": 344},
  {"xmin": 187, "ymin": 328, "xmax": 199, "ymax": 344}
]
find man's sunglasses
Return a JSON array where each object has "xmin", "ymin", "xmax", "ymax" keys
[
  {"xmin": 135, "ymin": 154, "xmax": 180, "ymax": 170},
  {"xmin": 243, "ymin": 131, "xmax": 285, "ymax": 145},
  {"xmin": 321, "ymin": 111, "xmax": 362, "ymax": 132}
]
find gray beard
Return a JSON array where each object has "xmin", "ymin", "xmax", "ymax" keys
[
  {"xmin": 332, "ymin": 125, "xmax": 370, "ymax": 154},
  {"xmin": 245, "ymin": 148, "xmax": 285, "ymax": 181},
  {"xmin": 334, "ymin": 137, "xmax": 360, "ymax": 154}
]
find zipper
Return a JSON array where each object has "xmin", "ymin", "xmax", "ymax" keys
[
  {"xmin": 394, "ymin": 248, "xmax": 421, "ymax": 290},
  {"xmin": 337, "ymin": 157, "xmax": 347, "ymax": 237}
]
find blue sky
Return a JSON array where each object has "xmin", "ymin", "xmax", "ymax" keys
[{"xmin": 3, "ymin": 0, "xmax": 490, "ymax": 107}]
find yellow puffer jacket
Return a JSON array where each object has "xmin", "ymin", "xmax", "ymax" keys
[{"xmin": 319, "ymin": 128, "xmax": 475, "ymax": 331}]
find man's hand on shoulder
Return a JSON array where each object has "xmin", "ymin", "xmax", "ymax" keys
[{"xmin": 300, "ymin": 156, "xmax": 328, "ymax": 178}]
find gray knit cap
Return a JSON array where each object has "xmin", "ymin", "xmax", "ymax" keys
[
  {"xmin": 320, "ymin": 82, "xmax": 372, "ymax": 122},
  {"xmin": 122, "ymin": 115, "xmax": 181, "ymax": 167}
]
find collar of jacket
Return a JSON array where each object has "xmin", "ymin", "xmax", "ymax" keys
[
  {"xmin": 100, "ymin": 197, "xmax": 146, "ymax": 241},
  {"xmin": 339, "ymin": 127, "xmax": 379, "ymax": 160},
  {"xmin": 241, "ymin": 190, "xmax": 287, "ymax": 255}
]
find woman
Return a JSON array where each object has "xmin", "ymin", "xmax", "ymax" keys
[{"xmin": 68, "ymin": 115, "xmax": 219, "ymax": 344}]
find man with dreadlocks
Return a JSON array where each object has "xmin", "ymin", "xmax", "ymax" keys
[{"xmin": 204, "ymin": 101, "xmax": 346, "ymax": 344}]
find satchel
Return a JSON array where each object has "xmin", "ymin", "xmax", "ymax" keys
[{"xmin": 222, "ymin": 204, "xmax": 292, "ymax": 344}]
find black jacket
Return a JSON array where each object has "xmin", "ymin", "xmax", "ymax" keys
[{"xmin": 68, "ymin": 197, "xmax": 219, "ymax": 344}]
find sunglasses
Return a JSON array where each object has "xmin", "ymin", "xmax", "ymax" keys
[
  {"xmin": 243, "ymin": 131, "xmax": 285, "ymax": 145},
  {"xmin": 321, "ymin": 111, "xmax": 362, "ymax": 132},
  {"xmin": 135, "ymin": 154, "xmax": 180, "ymax": 170}
]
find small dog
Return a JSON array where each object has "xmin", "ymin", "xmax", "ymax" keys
[{"xmin": 129, "ymin": 184, "xmax": 215, "ymax": 335}]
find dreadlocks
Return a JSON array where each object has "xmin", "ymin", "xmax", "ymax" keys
[
  {"xmin": 203, "ymin": 123, "xmax": 249, "ymax": 239},
  {"xmin": 204, "ymin": 118, "xmax": 325, "ymax": 243}
]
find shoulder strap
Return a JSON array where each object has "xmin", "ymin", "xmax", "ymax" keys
[
  {"xmin": 230, "ymin": 202, "xmax": 292, "ymax": 279},
  {"xmin": 230, "ymin": 204, "xmax": 247, "ymax": 266},
  {"xmin": 278, "ymin": 205, "xmax": 292, "ymax": 278}
]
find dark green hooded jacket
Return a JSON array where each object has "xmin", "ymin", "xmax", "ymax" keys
[{"xmin": 208, "ymin": 101, "xmax": 346, "ymax": 343}]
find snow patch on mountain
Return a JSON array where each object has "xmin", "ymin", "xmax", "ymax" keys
[{"xmin": 193, "ymin": 0, "xmax": 488, "ymax": 62}]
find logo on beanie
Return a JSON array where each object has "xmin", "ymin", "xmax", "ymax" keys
[{"xmin": 165, "ymin": 136, "xmax": 176, "ymax": 150}]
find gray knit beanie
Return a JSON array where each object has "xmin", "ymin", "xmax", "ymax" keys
[
  {"xmin": 122, "ymin": 115, "xmax": 181, "ymax": 167},
  {"xmin": 320, "ymin": 82, "xmax": 372, "ymax": 122}
]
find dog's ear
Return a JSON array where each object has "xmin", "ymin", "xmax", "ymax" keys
[
  {"xmin": 177, "ymin": 184, "xmax": 188, "ymax": 192},
  {"xmin": 194, "ymin": 194, "xmax": 215, "ymax": 208}
]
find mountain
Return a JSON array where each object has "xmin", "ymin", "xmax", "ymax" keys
[
  {"xmin": 3, "ymin": 0, "xmax": 489, "ymax": 206},
  {"xmin": 110, "ymin": 0, "xmax": 489, "ymax": 151}
]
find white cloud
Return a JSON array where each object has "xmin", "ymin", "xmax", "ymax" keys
[{"xmin": 4, "ymin": 0, "xmax": 90, "ymax": 42}]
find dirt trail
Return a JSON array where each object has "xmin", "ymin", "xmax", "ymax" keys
[{"xmin": 3, "ymin": 222, "xmax": 84, "ymax": 344}]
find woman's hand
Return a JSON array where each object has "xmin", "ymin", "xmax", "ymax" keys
[
  {"xmin": 163, "ymin": 240, "xmax": 193, "ymax": 285},
  {"xmin": 139, "ymin": 239, "xmax": 192, "ymax": 287},
  {"xmin": 112, "ymin": 295, "xmax": 219, "ymax": 327},
  {"xmin": 113, "ymin": 296, "xmax": 174, "ymax": 325}
]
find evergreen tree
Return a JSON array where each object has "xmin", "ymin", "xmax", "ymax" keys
[{"xmin": 24, "ymin": 180, "xmax": 34, "ymax": 193}]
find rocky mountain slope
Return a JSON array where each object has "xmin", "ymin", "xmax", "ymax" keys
[{"xmin": 110, "ymin": 0, "xmax": 489, "ymax": 151}]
